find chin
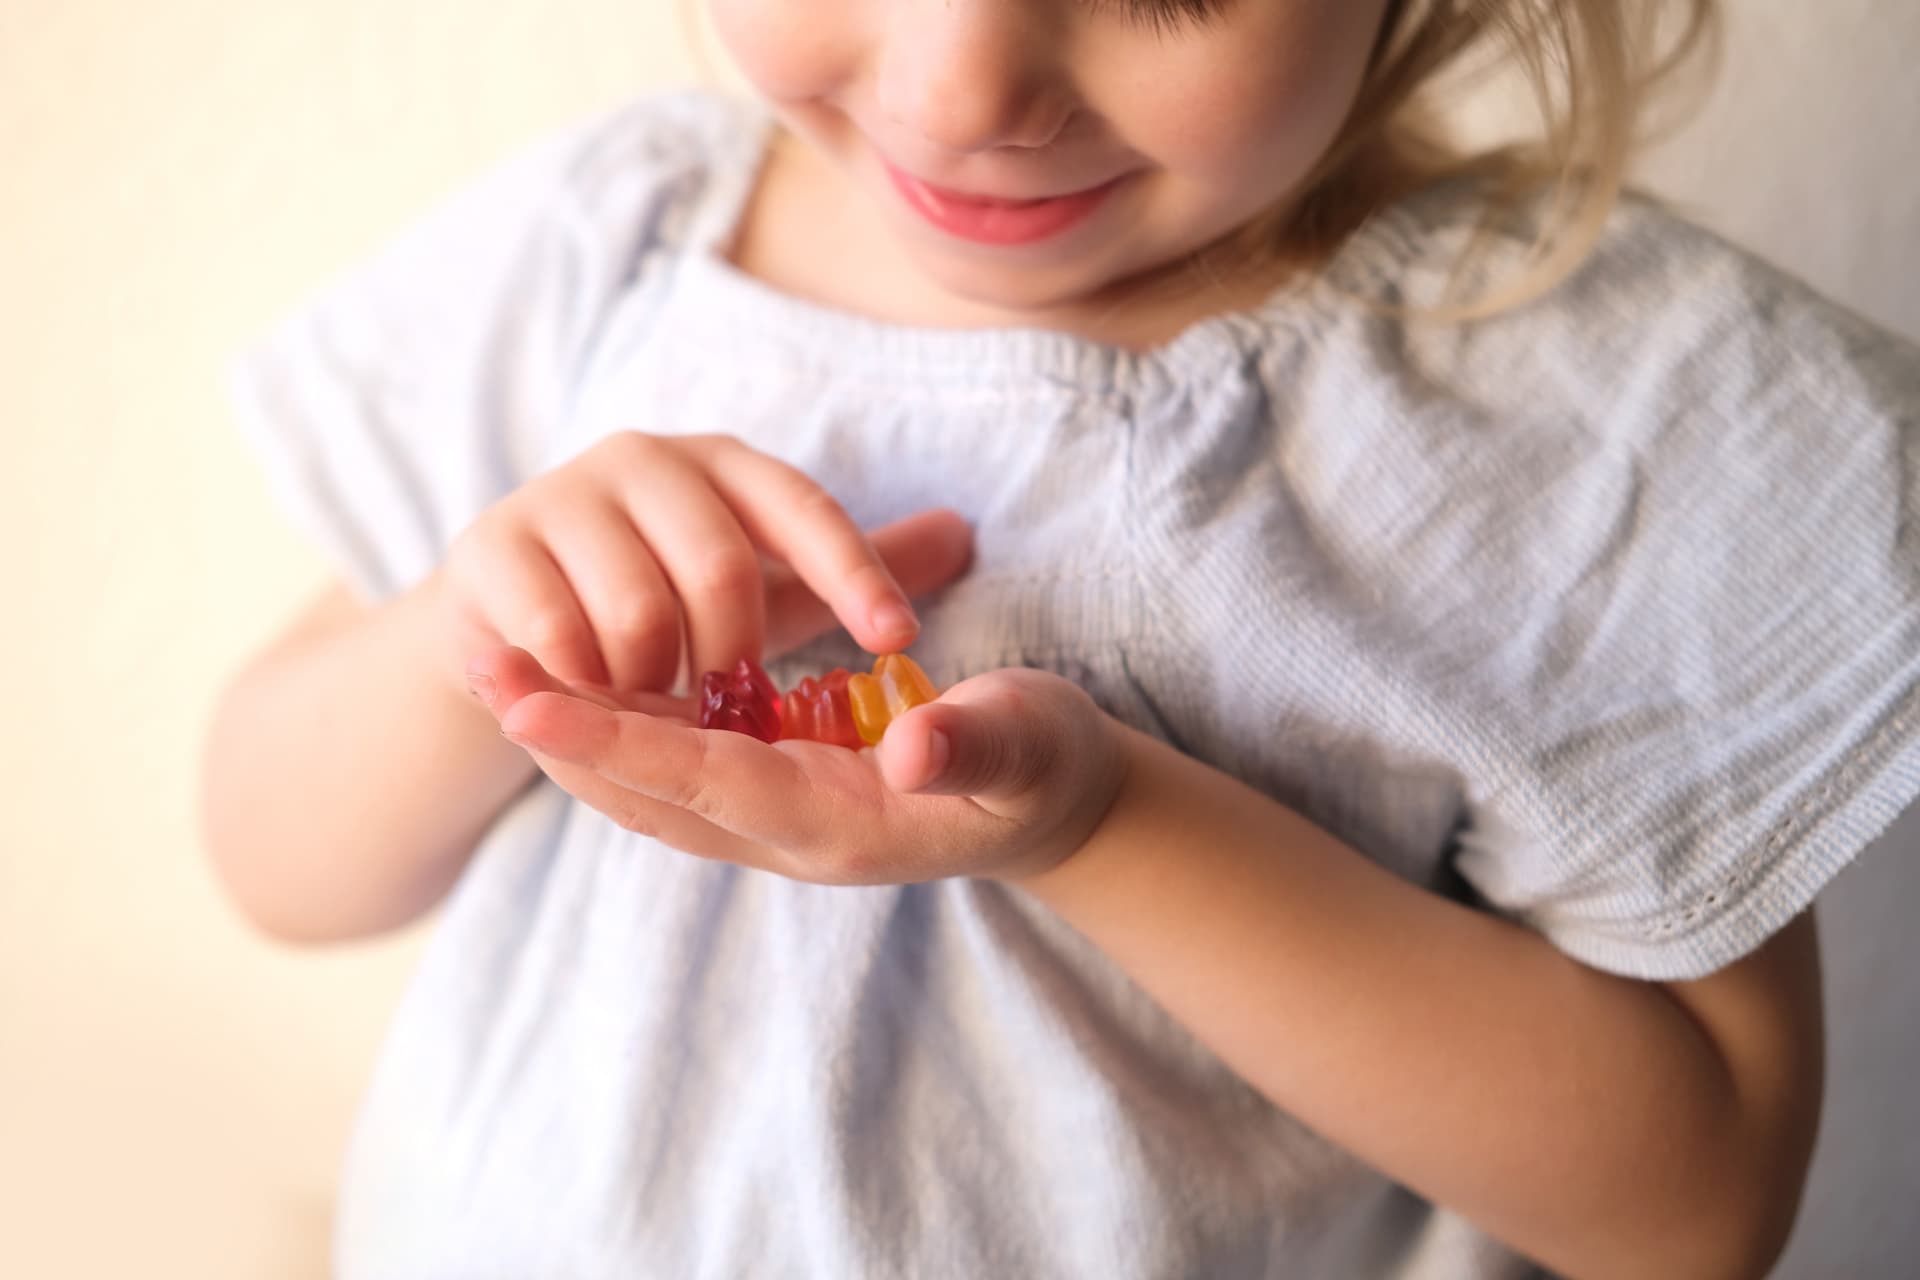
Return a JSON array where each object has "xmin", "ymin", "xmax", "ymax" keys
[{"xmin": 907, "ymin": 247, "xmax": 1126, "ymax": 317}]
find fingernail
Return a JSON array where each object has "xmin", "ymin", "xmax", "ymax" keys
[
  {"xmin": 924, "ymin": 729, "xmax": 951, "ymax": 780},
  {"xmin": 871, "ymin": 599, "xmax": 919, "ymax": 640},
  {"xmin": 467, "ymin": 673, "xmax": 496, "ymax": 707}
]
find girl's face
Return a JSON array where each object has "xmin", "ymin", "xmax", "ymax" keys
[{"xmin": 708, "ymin": 0, "xmax": 1393, "ymax": 321}]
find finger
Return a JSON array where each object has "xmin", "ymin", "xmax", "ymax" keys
[
  {"xmin": 763, "ymin": 508, "xmax": 976, "ymax": 656},
  {"xmin": 481, "ymin": 534, "xmax": 609, "ymax": 687},
  {"xmin": 467, "ymin": 644, "xmax": 693, "ymax": 721},
  {"xmin": 525, "ymin": 750, "xmax": 763, "ymax": 864},
  {"xmin": 689, "ymin": 438, "xmax": 931, "ymax": 655},
  {"xmin": 542, "ymin": 496, "xmax": 684, "ymax": 692},
  {"xmin": 472, "ymin": 654, "xmax": 752, "ymax": 856},
  {"xmin": 498, "ymin": 692, "xmax": 816, "ymax": 843},
  {"xmin": 611, "ymin": 443, "xmax": 766, "ymax": 685}
]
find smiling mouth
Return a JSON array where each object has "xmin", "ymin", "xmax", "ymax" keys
[{"xmin": 882, "ymin": 162, "xmax": 1127, "ymax": 246}]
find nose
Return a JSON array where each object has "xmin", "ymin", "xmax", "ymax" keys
[{"xmin": 873, "ymin": 1, "xmax": 1073, "ymax": 154}]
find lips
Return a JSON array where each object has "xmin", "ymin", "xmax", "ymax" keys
[{"xmin": 883, "ymin": 161, "xmax": 1124, "ymax": 246}]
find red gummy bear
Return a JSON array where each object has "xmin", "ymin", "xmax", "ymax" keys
[
  {"xmin": 698, "ymin": 658, "xmax": 783, "ymax": 743},
  {"xmin": 780, "ymin": 669, "xmax": 863, "ymax": 750}
]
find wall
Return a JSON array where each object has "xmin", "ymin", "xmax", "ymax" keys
[
  {"xmin": 1, "ymin": 2, "xmax": 1911, "ymax": 1275},
  {"xmin": 1624, "ymin": 5, "xmax": 1920, "ymax": 1273},
  {"xmin": 1, "ymin": 4, "xmax": 686, "ymax": 1274}
]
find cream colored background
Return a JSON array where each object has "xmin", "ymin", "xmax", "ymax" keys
[{"xmin": 2, "ymin": 3, "xmax": 1914, "ymax": 1277}]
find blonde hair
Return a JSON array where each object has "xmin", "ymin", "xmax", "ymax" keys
[{"xmin": 1238, "ymin": 0, "xmax": 1722, "ymax": 319}]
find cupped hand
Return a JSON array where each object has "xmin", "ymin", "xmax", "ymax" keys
[
  {"xmin": 466, "ymin": 646, "xmax": 1132, "ymax": 886},
  {"xmin": 421, "ymin": 431, "xmax": 974, "ymax": 707}
]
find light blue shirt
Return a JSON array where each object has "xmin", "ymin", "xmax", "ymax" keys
[{"xmin": 228, "ymin": 89, "xmax": 1920, "ymax": 1278}]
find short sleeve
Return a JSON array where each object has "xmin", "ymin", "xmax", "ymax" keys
[
  {"xmin": 223, "ymin": 90, "xmax": 734, "ymax": 602},
  {"xmin": 1405, "ymin": 202, "xmax": 1920, "ymax": 980}
]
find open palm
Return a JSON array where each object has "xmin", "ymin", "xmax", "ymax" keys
[{"xmin": 470, "ymin": 645, "xmax": 1128, "ymax": 887}]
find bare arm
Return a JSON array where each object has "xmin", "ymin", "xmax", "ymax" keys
[
  {"xmin": 1014, "ymin": 726, "xmax": 1825, "ymax": 1280},
  {"xmin": 198, "ymin": 577, "xmax": 539, "ymax": 944}
]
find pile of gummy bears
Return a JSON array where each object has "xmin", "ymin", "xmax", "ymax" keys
[{"xmin": 698, "ymin": 654, "xmax": 939, "ymax": 747}]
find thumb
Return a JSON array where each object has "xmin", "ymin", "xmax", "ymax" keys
[
  {"xmin": 764, "ymin": 508, "xmax": 974, "ymax": 657},
  {"xmin": 878, "ymin": 695, "xmax": 1058, "ymax": 800}
]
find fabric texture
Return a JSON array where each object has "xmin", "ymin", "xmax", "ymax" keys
[{"xmin": 226, "ymin": 88, "xmax": 1920, "ymax": 1279}]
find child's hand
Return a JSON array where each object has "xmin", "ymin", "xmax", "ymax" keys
[
  {"xmin": 420, "ymin": 431, "xmax": 972, "ymax": 707},
  {"xmin": 466, "ymin": 646, "xmax": 1131, "ymax": 886}
]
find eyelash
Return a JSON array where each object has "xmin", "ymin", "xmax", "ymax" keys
[{"xmin": 1097, "ymin": 0, "xmax": 1230, "ymax": 35}]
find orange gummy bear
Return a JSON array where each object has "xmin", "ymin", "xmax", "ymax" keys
[
  {"xmin": 847, "ymin": 653, "xmax": 939, "ymax": 745},
  {"xmin": 779, "ymin": 669, "xmax": 863, "ymax": 750}
]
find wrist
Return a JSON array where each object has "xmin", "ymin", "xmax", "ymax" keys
[
  {"xmin": 390, "ymin": 569, "xmax": 510, "ymax": 731},
  {"xmin": 397, "ymin": 567, "xmax": 475, "ymax": 696},
  {"xmin": 998, "ymin": 718, "xmax": 1161, "ymax": 903}
]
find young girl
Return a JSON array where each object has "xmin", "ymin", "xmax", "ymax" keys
[{"xmin": 204, "ymin": 1, "xmax": 1919, "ymax": 1275}]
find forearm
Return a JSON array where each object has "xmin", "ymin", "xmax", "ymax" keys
[
  {"xmin": 200, "ymin": 580, "xmax": 538, "ymax": 944},
  {"xmin": 1013, "ymin": 726, "xmax": 1804, "ymax": 1280}
]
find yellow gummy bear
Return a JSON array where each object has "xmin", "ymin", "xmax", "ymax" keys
[{"xmin": 847, "ymin": 653, "xmax": 939, "ymax": 745}]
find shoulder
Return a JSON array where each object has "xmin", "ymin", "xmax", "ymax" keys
[
  {"xmin": 245, "ymin": 88, "xmax": 771, "ymax": 393},
  {"xmin": 536, "ymin": 87, "xmax": 768, "ymax": 232},
  {"xmin": 224, "ymin": 89, "xmax": 774, "ymax": 602},
  {"xmin": 1210, "ymin": 178, "xmax": 1920, "ymax": 529},
  {"xmin": 290, "ymin": 88, "xmax": 768, "ymax": 322},
  {"xmin": 1169, "ymin": 180, "xmax": 1920, "ymax": 980},
  {"xmin": 1338, "ymin": 175, "xmax": 1802, "ymax": 309},
  {"xmin": 367, "ymin": 86, "xmax": 768, "ymax": 280},
  {"xmin": 1308, "ymin": 179, "xmax": 1919, "ymax": 419}
]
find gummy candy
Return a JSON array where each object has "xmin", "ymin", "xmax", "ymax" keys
[
  {"xmin": 698, "ymin": 658, "xmax": 783, "ymax": 743},
  {"xmin": 847, "ymin": 654, "xmax": 939, "ymax": 745},
  {"xmin": 695, "ymin": 653, "xmax": 939, "ymax": 748},
  {"xmin": 780, "ymin": 669, "xmax": 864, "ymax": 750}
]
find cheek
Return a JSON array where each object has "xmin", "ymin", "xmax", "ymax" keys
[
  {"xmin": 706, "ymin": 0, "xmax": 855, "ymax": 102},
  {"xmin": 1123, "ymin": 3, "xmax": 1386, "ymax": 196}
]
